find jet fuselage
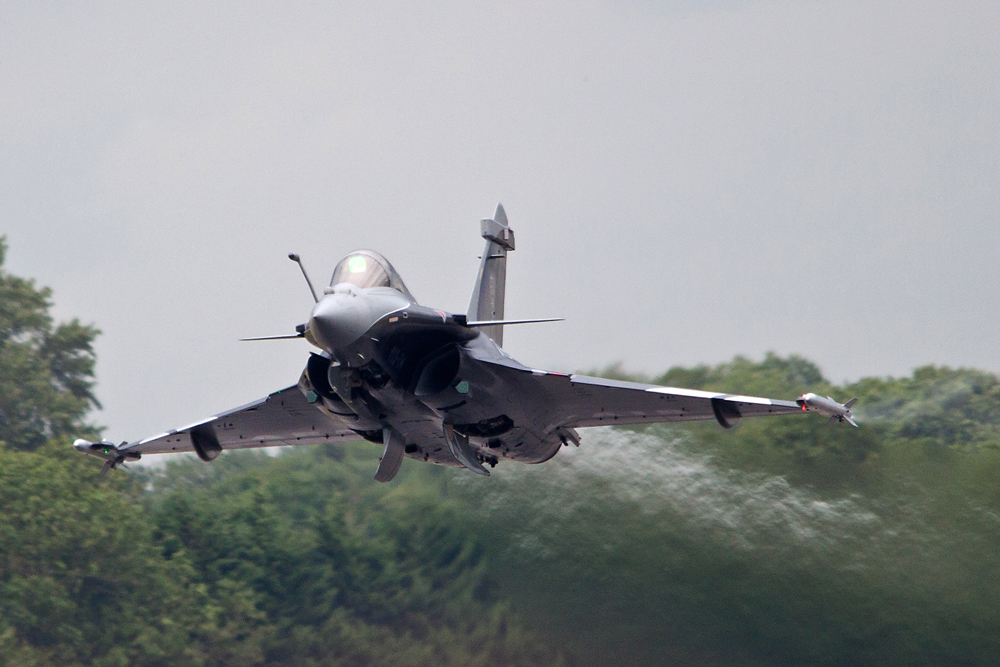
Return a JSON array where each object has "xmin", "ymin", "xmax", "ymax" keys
[
  {"xmin": 302, "ymin": 281, "xmax": 564, "ymax": 472},
  {"xmin": 73, "ymin": 204, "xmax": 844, "ymax": 482}
]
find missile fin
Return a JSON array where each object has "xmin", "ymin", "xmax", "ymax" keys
[{"xmin": 844, "ymin": 397, "xmax": 858, "ymax": 409}]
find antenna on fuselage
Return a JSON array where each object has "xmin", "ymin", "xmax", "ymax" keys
[{"xmin": 288, "ymin": 253, "xmax": 319, "ymax": 303}]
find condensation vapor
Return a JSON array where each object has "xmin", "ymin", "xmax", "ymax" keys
[
  {"xmin": 469, "ymin": 427, "xmax": 886, "ymax": 556},
  {"xmin": 452, "ymin": 427, "xmax": 1000, "ymax": 666}
]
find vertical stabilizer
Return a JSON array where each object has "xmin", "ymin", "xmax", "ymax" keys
[{"xmin": 468, "ymin": 203, "xmax": 515, "ymax": 347}]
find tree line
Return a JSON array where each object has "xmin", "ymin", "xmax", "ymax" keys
[{"xmin": 3, "ymin": 237, "xmax": 1000, "ymax": 666}]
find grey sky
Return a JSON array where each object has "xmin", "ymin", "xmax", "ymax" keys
[{"xmin": 2, "ymin": 1, "xmax": 998, "ymax": 442}]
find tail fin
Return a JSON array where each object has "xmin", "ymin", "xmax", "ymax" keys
[{"xmin": 468, "ymin": 203, "xmax": 515, "ymax": 347}]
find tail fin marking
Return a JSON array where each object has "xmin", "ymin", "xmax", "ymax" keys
[{"xmin": 468, "ymin": 203, "xmax": 515, "ymax": 347}]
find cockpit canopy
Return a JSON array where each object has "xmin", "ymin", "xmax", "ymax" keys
[{"xmin": 330, "ymin": 250, "xmax": 415, "ymax": 302}]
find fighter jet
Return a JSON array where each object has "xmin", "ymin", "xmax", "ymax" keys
[{"xmin": 75, "ymin": 204, "xmax": 856, "ymax": 481}]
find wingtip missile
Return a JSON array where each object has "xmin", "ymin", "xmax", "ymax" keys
[
  {"xmin": 795, "ymin": 393, "xmax": 859, "ymax": 427},
  {"xmin": 73, "ymin": 439, "xmax": 142, "ymax": 471}
]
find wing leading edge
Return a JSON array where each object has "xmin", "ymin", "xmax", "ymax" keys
[
  {"xmin": 481, "ymin": 359, "xmax": 804, "ymax": 430},
  {"xmin": 120, "ymin": 386, "xmax": 361, "ymax": 460}
]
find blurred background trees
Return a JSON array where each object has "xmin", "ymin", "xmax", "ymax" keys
[
  {"xmin": 3, "ymin": 239, "xmax": 1000, "ymax": 666},
  {"xmin": 0, "ymin": 240, "xmax": 561, "ymax": 666},
  {"xmin": 0, "ymin": 237, "xmax": 100, "ymax": 451}
]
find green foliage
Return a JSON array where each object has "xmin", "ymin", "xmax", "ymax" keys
[
  {"xmin": 0, "ymin": 443, "xmax": 563, "ymax": 666},
  {"xmin": 0, "ymin": 441, "xmax": 211, "ymax": 666},
  {"xmin": 6, "ymin": 345, "xmax": 1000, "ymax": 665},
  {"xmin": 656, "ymin": 352, "xmax": 827, "ymax": 397},
  {"xmin": 462, "ymin": 434, "xmax": 1000, "ymax": 666},
  {"xmin": 6, "ymin": 246, "xmax": 1000, "ymax": 666},
  {"xmin": 649, "ymin": 353, "xmax": 874, "ymax": 487},
  {"xmin": 0, "ymin": 238, "xmax": 100, "ymax": 450},
  {"xmin": 850, "ymin": 365, "xmax": 1000, "ymax": 449},
  {"xmin": 0, "ymin": 243, "xmax": 558, "ymax": 665},
  {"xmin": 146, "ymin": 448, "xmax": 563, "ymax": 666},
  {"xmin": 454, "ymin": 350, "xmax": 1000, "ymax": 666}
]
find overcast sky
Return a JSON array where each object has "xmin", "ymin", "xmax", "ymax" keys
[{"xmin": 2, "ymin": 1, "xmax": 998, "ymax": 442}]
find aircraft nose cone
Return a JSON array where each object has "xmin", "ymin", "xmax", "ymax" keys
[{"xmin": 308, "ymin": 293, "xmax": 371, "ymax": 352}]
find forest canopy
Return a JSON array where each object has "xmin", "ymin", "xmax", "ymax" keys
[
  {"xmin": 0, "ymin": 237, "xmax": 100, "ymax": 451},
  {"xmin": 2, "ymin": 241, "xmax": 1000, "ymax": 666}
]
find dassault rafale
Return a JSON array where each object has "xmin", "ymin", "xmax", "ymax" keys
[{"xmin": 75, "ymin": 205, "xmax": 857, "ymax": 481}]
